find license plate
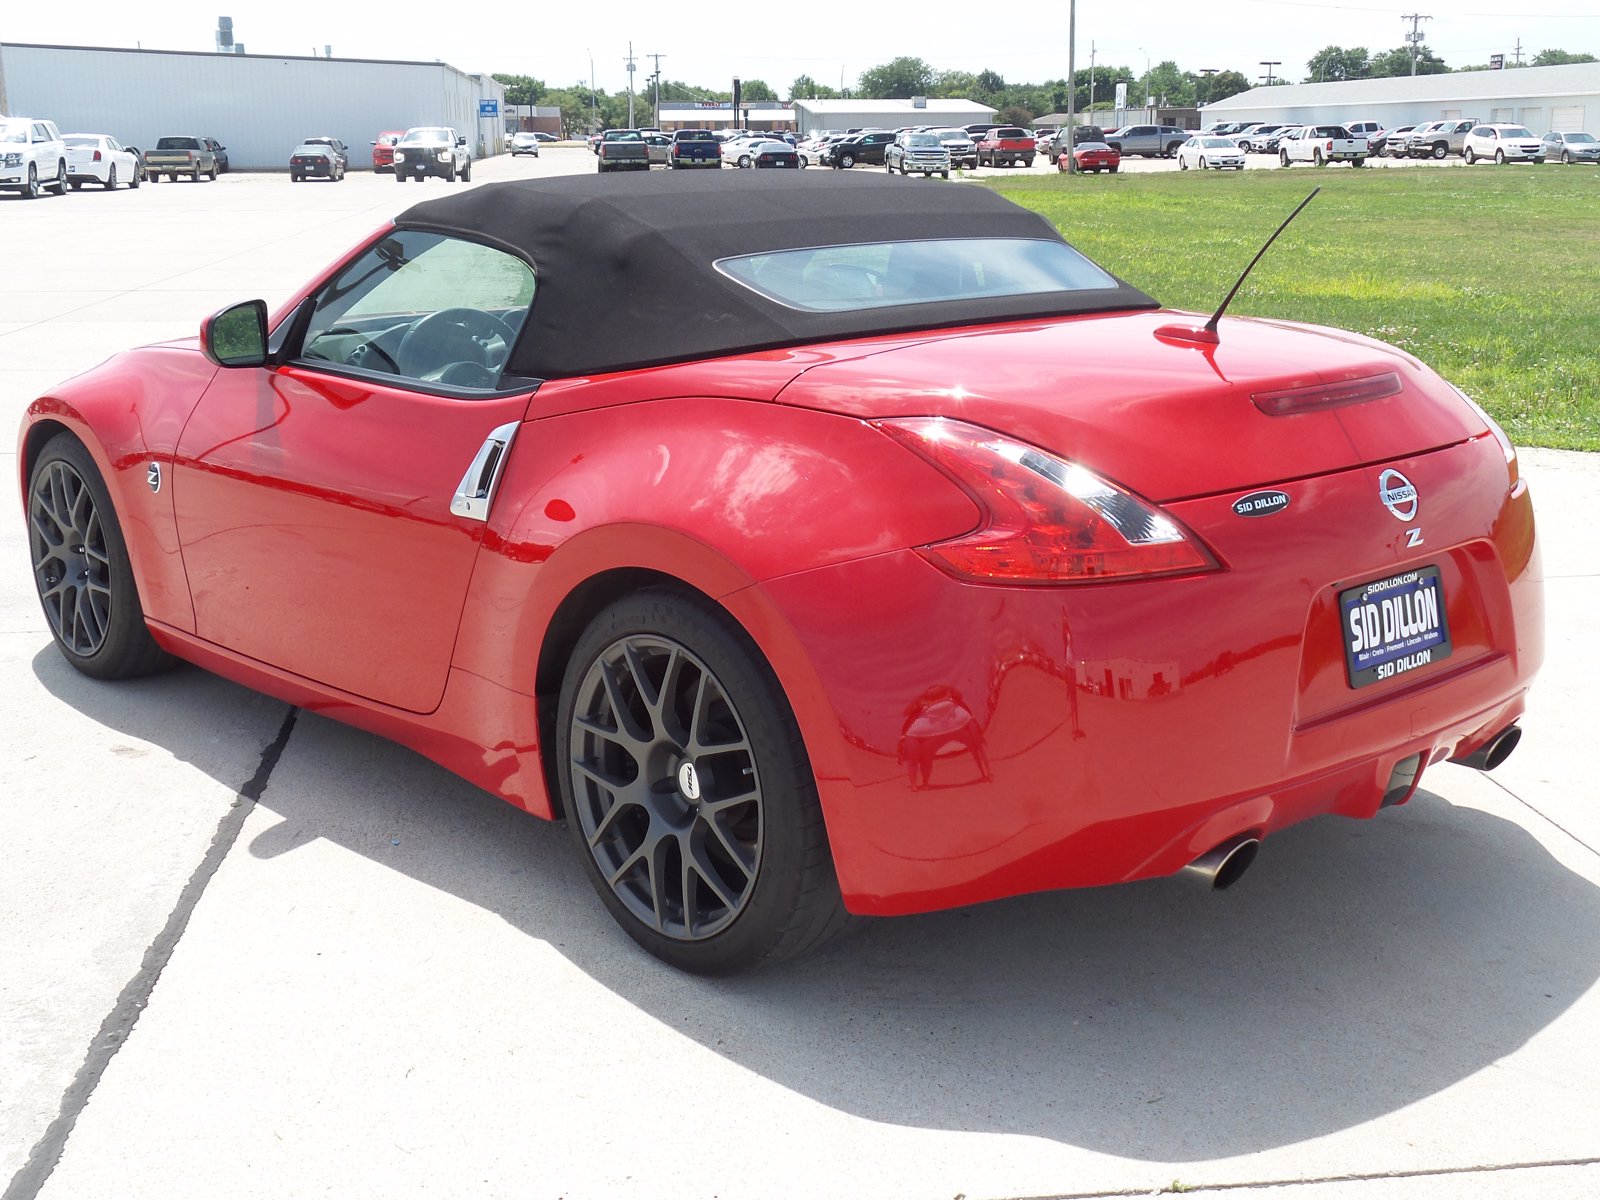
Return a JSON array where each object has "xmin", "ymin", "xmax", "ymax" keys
[{"xmin": 1340, "ymin": 565, "xmax": 1452, "ymax": 688}]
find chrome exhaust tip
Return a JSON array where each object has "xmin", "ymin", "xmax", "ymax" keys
[
  {"xmin": 1451, "ymin": 724, "xmax": 1523, "ymax": 773},
  {"xmin": 1182, "ymin": 834, "xmax": 1260, "ymax": 891}
]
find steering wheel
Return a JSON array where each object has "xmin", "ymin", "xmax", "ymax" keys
[{"xmin": 395, "ymin": 307, "xmax": 517, "ymax": 379}]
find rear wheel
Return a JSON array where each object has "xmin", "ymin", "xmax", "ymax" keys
[
  {"xmin": 1314, "ymin": 149, "xmax": 1325, "ymax": 166},
  {"xmin": 558, "ymin": 589, "xmax": 848, "ymax": 974},
  {"xmin": 106, "ymin": 165, "xmax": 118, "ymax": 189},
  {"xmin": 27, "ymin": 433, "xmax": 175, "ymax": 680}
]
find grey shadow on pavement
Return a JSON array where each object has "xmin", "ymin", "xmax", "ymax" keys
[{"xmin": 33, "ymin": 646, "xmax": 1600, "ymax": 1162}]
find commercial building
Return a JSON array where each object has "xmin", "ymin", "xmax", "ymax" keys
[
  {"xmin": 0, "ymin": 42, "xmax": 505, "ymax": 169},
  {"xmin": 1198, "ymin": 61, "xmax": 1600, "ymax": 135},
  {"xmin": 790, "ymin": 98, "xmax": 998, "ymax": 135}
]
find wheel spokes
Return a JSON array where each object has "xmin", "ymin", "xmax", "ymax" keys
[
  {"xmin": 29, "ymin": 460, "xmax": 112, "ymax": 657},
  {"xmin": 571, "ymin": 633, "xmax": 764, "ymax": 942}
]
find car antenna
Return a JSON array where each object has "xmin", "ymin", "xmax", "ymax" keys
[{"xmin": 1157, "ymin": 187, "xmax": 1321, "ymax": 346}]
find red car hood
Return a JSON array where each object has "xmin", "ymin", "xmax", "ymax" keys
[{"xmin": 774, "ymin": 309, "xmax": 1485, "ymax": 501}]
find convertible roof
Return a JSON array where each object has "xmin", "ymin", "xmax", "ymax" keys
[{"xmin": 397, "ymin": 171, "xmax": 1157, "ymax": 380}]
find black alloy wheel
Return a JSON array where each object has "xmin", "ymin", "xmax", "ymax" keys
[
  {"xmin": 28, "ymin": 434, "xmax": 173, "ymax": 679},
  {"xmin": 558, "ymin": 590, "xmax": 847, "ymax": 973},
  {"xmin": 106, "ymin": 165, "xmax": 117, "ymax": 189},
  {"xmin": 24, "ymin": 163, "xmax": 41, "ymax": 199}
]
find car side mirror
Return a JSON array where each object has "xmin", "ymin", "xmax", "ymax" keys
[
  {"xmin": 202, "ymin": 300, "xmax": 269, "ymax": 368},
  {"xmin": 457, "ymin": 137, "xmax": 466, "ymax": 146}
]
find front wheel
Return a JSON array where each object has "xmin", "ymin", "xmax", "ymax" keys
[
  {"xmin": 23, "ymin": 163, "xmax": 41, "ymax": 198},
  {"xmin": 1280, "ymin": 151, "xmax": 1290, "ymax": 167},
  {"xmin": 1562, "ymin": 150, "xmax": 1571, "ymax": 164},
  {"xmin": 557, "ymin": 589, "xmax": 848, "ymax": 974},
  {"xmin": 839, "ymin": 153, "xmax": 855, "ymax": 168},
  {"xmin": 1199, "ymin": 157, "xmax": 1209, "ymax": 169},
  {"xmin": 1495, "ymin": 149, "xmax": 1506, "ymax": 165},
  {"xmin": 461, "ymin": 160, "xmax": 471, "ymax": 181},
  {"xmin": 1431, "ymin": 143, "xmax": 1448, "ymax": 160},
  {"xmin": 27, "ymin": 434, "xmax": 175, "ymax": 680}
]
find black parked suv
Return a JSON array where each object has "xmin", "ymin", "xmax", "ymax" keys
[{"xmin": 824, "ymin": 130, "xmax": 896, "ymax": 168}]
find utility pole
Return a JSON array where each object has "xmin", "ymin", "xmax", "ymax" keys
[
  {"xmin": 1512, "ymin": 38, "xmax": 1524, "ymax": 65},
  {"xmin": 1088, "ymin": 42, "xmax": 1096, "ymax": 111},
  {"xmin": 625, "ymin": 42, "xmax": 637, "ymax": 128},
  {"xmin": 1065, "ymin": 0, "xmax": 1078, "ymax": 173},
  {"xmin": 648, "ymin": 52, "xmax": 666, "ymax": 127},
  {"xmin": 588, "ymin": 48, "xmax": 598, "ymax": 134},
  {"xmin": 1260, "ymin": 61, "xmax": 1281, "ymax": 86},
  {"xmin": 1402, "ymin": 13, "xmax": 1432, "ymax": 76}
]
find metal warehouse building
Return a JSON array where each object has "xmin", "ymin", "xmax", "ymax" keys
[
  {"xmin": 790, "ymin": 98, "xmax": 999, "ymax": 136},
  {"xmin": 0, "ymin": 42, "xmax": 505, "ymax": 170},
  {"xmin": 1199, "ymin": 61, "xmax": 1600, "ymax": 136}
]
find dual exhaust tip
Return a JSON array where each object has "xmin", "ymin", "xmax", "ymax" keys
[{"xmin": 1181, "ymin": 723, "xmax": 1523, "ymax": 893}]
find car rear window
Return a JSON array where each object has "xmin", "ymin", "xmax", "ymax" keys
[
  {"xmin": 716, "ymin": 238, "xmax": 1118, "ymax": 314},
  {"xmin": 63, "ymin": 136, "xmax": 99, "ymax": 147},
  {"xmin": 996, "ymin": 128, "xmax": 1028, "ymax": 138},
  {"xmin": 157, "ymin": 137, "xmax": 202, "ymax": 150}
]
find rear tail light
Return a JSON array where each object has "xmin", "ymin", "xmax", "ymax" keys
[
  {"xmin": 93, "ymin": 150, "xmax": 103, "ymax": 162},
  {"xmin": 875, "ymin": 417, "xmax": 1221, "ymax": 584},
  {"xmin": 1451, "ymin": 386, "xmax": 1520, "ymax": 486}
]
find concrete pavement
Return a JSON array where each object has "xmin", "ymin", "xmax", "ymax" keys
[{"xmin": 2, "ymin": 149, "xmax": 1597, "ymax": 1200}]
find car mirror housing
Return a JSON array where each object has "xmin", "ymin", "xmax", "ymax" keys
[{"xmin": 201, "ymin": 300, "xmax": 269, "ymax": 368}]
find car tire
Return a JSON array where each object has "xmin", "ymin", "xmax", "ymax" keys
[
  {"xmin": 23, "ymin": 163, "xmax": 40, "ymax": 199},
  {"xmin": 1464, "ymin": 148, "xmax": 1476, "ymax": 165},
  {"xmin": 70, "ymin": 180, "xmax": 83, "ymax": 190},
  {"xmin": 106, "ymin": 165, "xmax": 118, "ymax": 189},
  {"xmin": 1280, "ymin": 150, "xmax": 1290, "ymax": 167},
  {"xmin": 53, "ymin": 159, "xmax": 68, "ymax": 193},
  {"xmin": 557, "ymin": 588, "xmax": 849, "ymax": 975},
  {"xmin": 129, "ymin": 167, "xmax": 140, "ymax": 189},
  {"xmin": 840, "ymin": 153, "xmax": 855, "ymax": 168},
  {"xmin": 941, "ymin": 170, "xmax": 948, "ymax": 179},
  {"xmin": 1109, "ymin": 165, "xmax": 1118, "ymax": 173},
  {"xmin": 1431, "ymin": 143, "xmax": 1447, "ymax": 160},
  {"xmin": 27, "ymin": 433, "xmax": 176, "ymax": 681},
  {"xmin": 1314, "ymin": 149, "xmax": 1325, "ymax": 166},
  {"xmin": 1495, "ymin": 149, "xmax": 1506, "ymax": 164},
  {"xmin": 395, "ymin": 172, "xmax": 405, "ymax": 183},
  {"xmin": 1199, "ymin": 157, "xmax": 1208, "ymax": 169},
  {"xmin": 462, "ymin": 160, "xmax": 471, "ymax": 181},
  {"xmin": 1562, "ymin": 150, "xmax": 1571, "ymax": 164},
  {"xmin": 1353, "ymin": 156, "xmax": 1366, "ymax": 167},
  {"xmin": 1179, "ymin": 157, "xmax": 1188, "ymax": 171}
]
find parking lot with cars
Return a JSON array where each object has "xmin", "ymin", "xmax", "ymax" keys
[{"xmin": 4, "ymin": 148, "xmax": 1600, "ymax": 1200}]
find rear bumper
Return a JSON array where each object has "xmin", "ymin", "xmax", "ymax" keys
[{"xmin": 748, "ymin": 433, "xmax": 1542, "ymax": 917}]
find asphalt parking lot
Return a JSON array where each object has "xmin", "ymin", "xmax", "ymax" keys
[{"xmin": 3, "ymin": 149, "xmax": 1598, "ymax": 1200}]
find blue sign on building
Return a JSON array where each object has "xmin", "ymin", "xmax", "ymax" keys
[{"xmin": 479, "ymin": 99, "xmax": 499, "ymax": 116}]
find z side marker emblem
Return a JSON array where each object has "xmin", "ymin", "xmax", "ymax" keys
[
  {"xmin": 146, "ymin": 462, "xmax": 162, "ymax": 493},
  {"xmin": 1232, "ymin": 489, "xmax": 1290, "ymax": 518}
]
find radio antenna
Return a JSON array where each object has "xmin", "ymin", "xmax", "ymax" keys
[{"xmin": 1204, "ymin": 187, "xmax": 1320, "ymax": 335}]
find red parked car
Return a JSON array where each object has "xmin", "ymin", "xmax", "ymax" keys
[
  {"xmin": 1059, "ymin": 141, "xmax": 1121, "ymax": 173},
  {"xmin": 19, "ymin": 173, "xmax": 1541, "ymax": 974},
  {"xmin": 370, "ymin": 130, "xmax": 406, "ymax": 173}
]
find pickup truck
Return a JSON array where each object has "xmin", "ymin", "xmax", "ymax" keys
[
  {"xmin": 975, "ymin": 127, "xmax": 1035, "ymax": 167},
  {"xmin": 597, "ymin": 129, "xmax": 650, "ymax": 172},
  {"xmin": 145, "ymin": 135, "xmax": 220, "ymax": 182},
  {"xmin": 1406, "ymin": 118, "xmax": 1479, "ymax": 159},
  {"xmin": 1278, "ymin": 124, "xmax": 1368, "ymax": 167},
  {"xmin": 669, "ymin": 129, "xmax": 721, "ymax": 169},
  {"xmin": 1104, "ymin": 125, "xmax": 1189, "ymax": 158}
]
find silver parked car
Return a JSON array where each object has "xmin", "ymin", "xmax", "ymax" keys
[
  {"xmin": 885, "ymin": 131, "xmax": 951, "ymax": 178},
  {"xmin": 1541, "ymin": 130, "xmax": 1600, "ymax": 164}
]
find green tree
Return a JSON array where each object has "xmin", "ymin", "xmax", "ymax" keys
[
  {"xmin": 1531, "ymin": 49, "xmax": 1597, "ymax": 66},
  {"xmin": 933, "ymin": 69, "xmax": 977, "ymax": 98},
  {"xmin": 740, "ymin": 79, "xmax": 778, "ymax": 102},
  {"xmin": 492, "ymin": 73, "xmax": 546, "ymax": 106},
  {"xmin": 999, "ymin": 104, "xmax": 1036, "ymax": 127},
  {"xmin": 1305, "ymin": 46, "xmax": 1370, "ymax": 82},
  {"xmin": 1368, "ymin": 46, "xmax": 1449, "ymax": 76},
  {"xmin": 975, "ymin": 69, "xmax": 1006, "ymax": 97},
  {"xmin": 857, "ymin": 56, "xmax": 936, "ymax": 98},
  {"xmin": 789, "ymin": 74, "xmax": 838, "ymax": 100},
  {"xmin": 1204, "ymin": 69, "xmax": 1251, "ymax": 103}
]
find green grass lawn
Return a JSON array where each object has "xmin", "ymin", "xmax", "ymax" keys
[{"xmin": 986, "ymin": 167, "xmax": 1600, "ymax": 451}]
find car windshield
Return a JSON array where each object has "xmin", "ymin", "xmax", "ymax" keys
[
  {"xmin": 402, "ymin": 129, "xmax": 452, "ymax": 145},
  {"xmin": 0, "ymin": 120, "xmax": 29, "ymax": 143},
  {"xmin": 1200, "ymin": 138, "xmax": 1238, "ymax": 148},
  {"xmin": 1499, "ymin": 126, "xmax": 1534, "ymax": 138},
  {"xmin": 157, "ymin": 137, "xmax": 201, "ymax": 150},
  {"xmin": 906, "ymin": 134, "xmax": 940, "ymax": 147},
  {"xmin": 377, "ymin": 134, "xmax": 400, "ymax": 145},
  {"xmin": 717, "ymin": 238, "xmax": 1119, "ymax": 314}
]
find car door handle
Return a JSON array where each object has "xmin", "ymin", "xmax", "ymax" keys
[{"xmin": 451, "ymin": 420, "xmax": 520, "ymax": 522}]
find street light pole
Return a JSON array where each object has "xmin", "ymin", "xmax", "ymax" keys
[
  {"xmin": 1064, "ymin": 0, "xmax": 1077, "ymax": 173},
  {"xmin": 1138, "ymin": 47, "xmax": 1151, "ymax": 113},
  {"xmin": 588, "ymin": 48, "xmax": 598, "ymax": 134}
]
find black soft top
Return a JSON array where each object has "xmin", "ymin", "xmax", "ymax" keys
[{"xmin": 397, "ymin": 171, "xmax": 1156, "ymax": 380}]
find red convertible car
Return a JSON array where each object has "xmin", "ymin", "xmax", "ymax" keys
[{"xmin": 21, "ymin": 173, "xmax": 1541, "ymax": 973}]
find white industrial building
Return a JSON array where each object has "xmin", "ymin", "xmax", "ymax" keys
[
  {"xmin": 790, "ymin": 98, "xmax": 999, "ymax": 135},
  {"xmin": 0, "ymin": 42, "xmax": 505, "ymax": 170},
  {"xmin": 1198, "ymin": 61, "xmax": 1600, "ymax": 136}
]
